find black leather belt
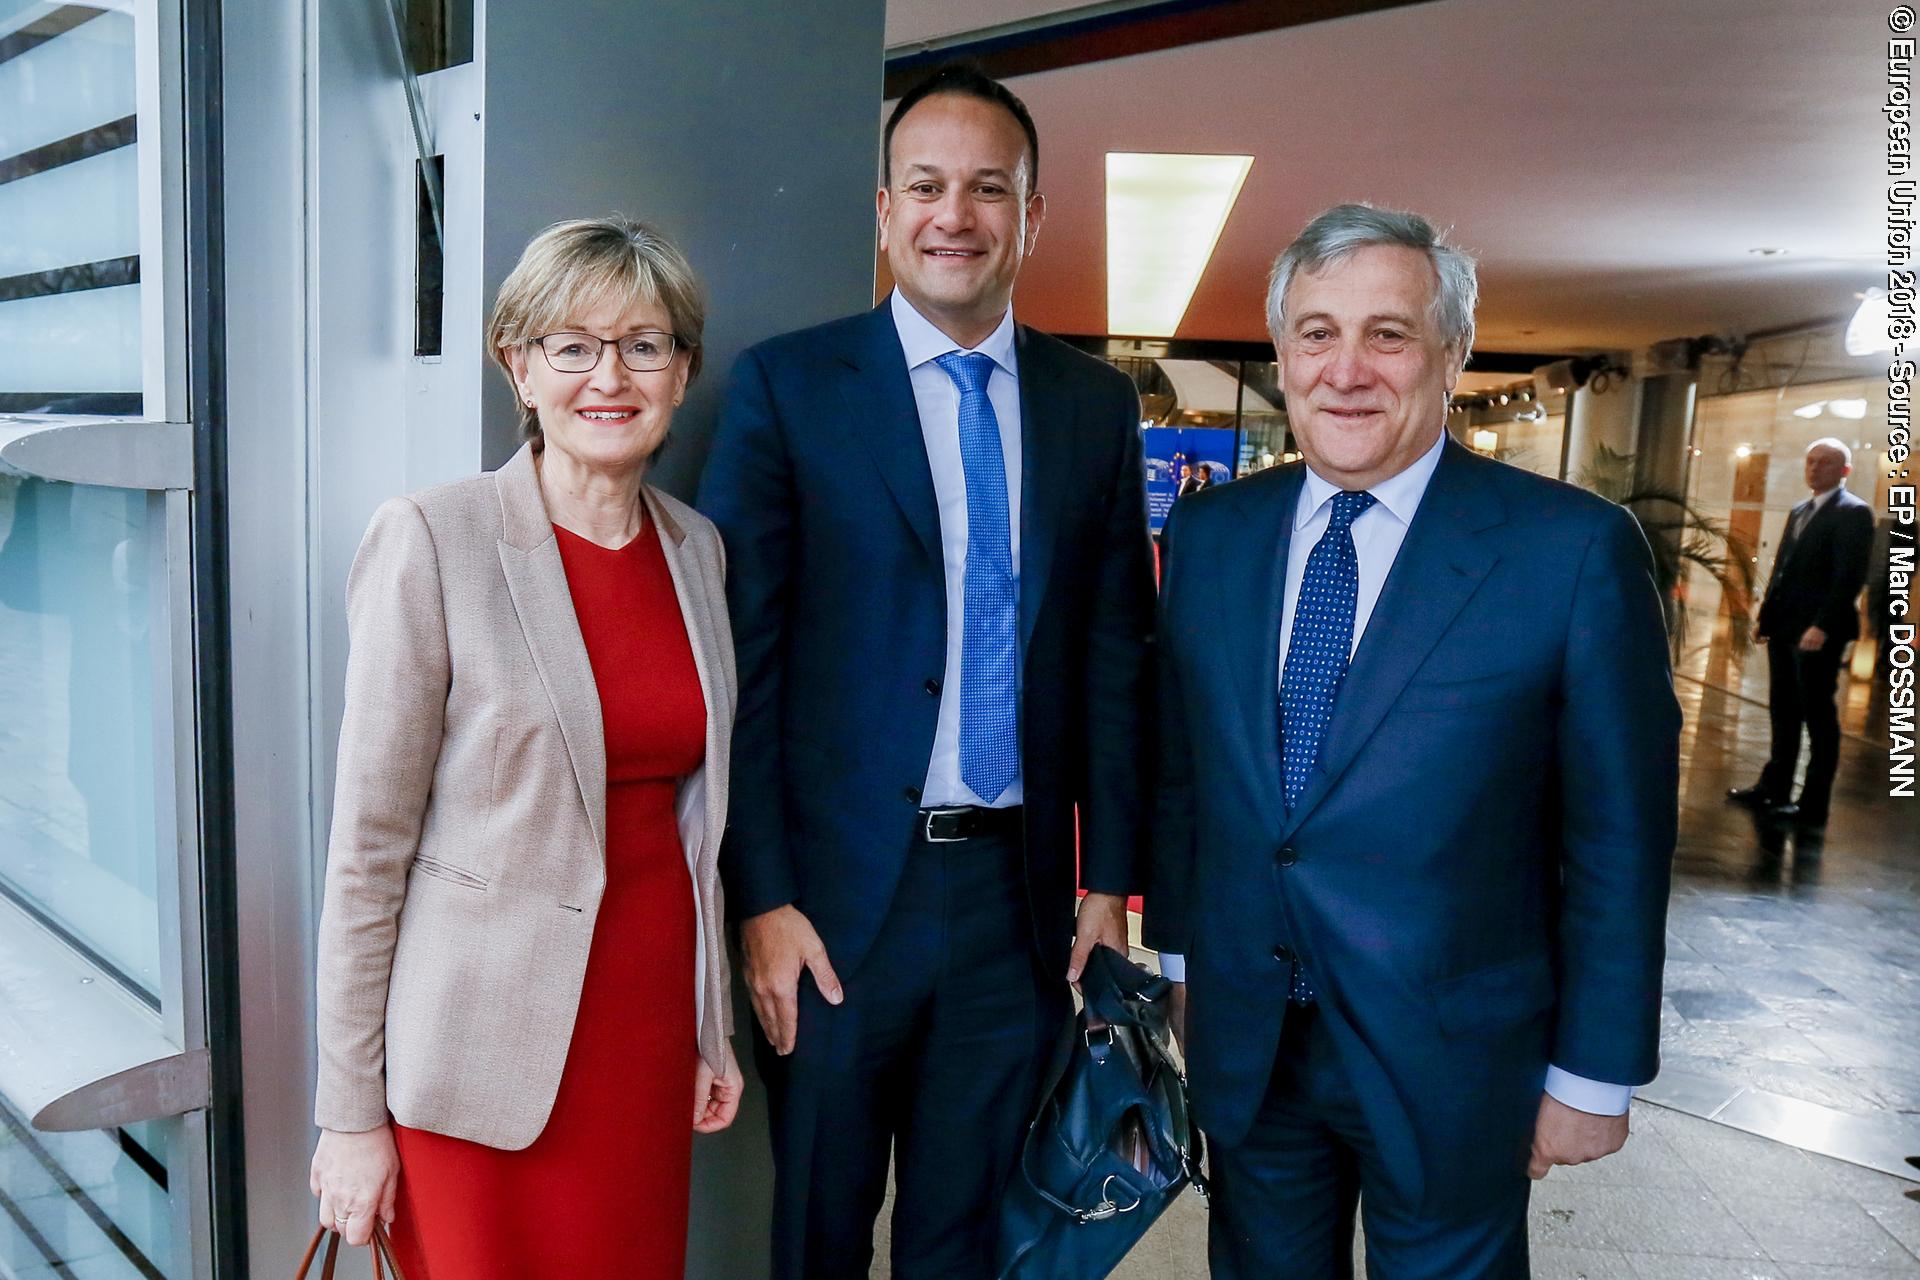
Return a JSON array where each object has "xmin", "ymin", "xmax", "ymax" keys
[{"xmin": 917, "ymin": 805, "xmax": 1024, "ymax": 843}]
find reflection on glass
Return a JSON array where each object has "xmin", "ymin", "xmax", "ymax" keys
[
  {"xmin": 0, "ymin": 6, "xmax": 144, "ymax": 415},
  {"xmin": 1238, "ymin": 361, "xmax": 1288, "ymax": 474},
  {"xmin": 0, "ymin": 1097, "xmax": 174, "ymax": 1278},
  {"xmin": 1681, "ymin": 375, "xmax": 1889, "ymax": 735},
  {"xmin": 0, "ymin": 475, "xmax": 161, "ymax": 996}
]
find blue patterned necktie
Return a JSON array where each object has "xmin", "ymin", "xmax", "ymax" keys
[
  {"xmin": 935, "ymin": 352, "xmax": 1019, "ymax": 804},
  {"xmin": 1278, "ymin": 488, "xmax": 1376, "ymax": 1003}
]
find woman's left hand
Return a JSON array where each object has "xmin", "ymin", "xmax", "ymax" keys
[{"xmin": 693, "ymin": 1043, "xmax": 743, "ymax": 1133}]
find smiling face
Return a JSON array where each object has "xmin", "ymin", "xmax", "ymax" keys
[
  {"xmin": 504, "ymin": 294, "xmax": 688, "ymax": 480},
  {"xmin": 878, "ymin": 92, "xmax": 1044, "ymax": 348},
  {"xmin": 1276, "ymin": 243, "xmax": 1464, "ymax": 491}
]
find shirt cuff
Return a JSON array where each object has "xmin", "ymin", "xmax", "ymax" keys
[
  {"xmin": 1158, "ymin": 952, "xmax": 1187, "ymax": 982},
  {"xmin": 1544, "ymin": 1065, "xmax": 1634, "ymax": 1116}
]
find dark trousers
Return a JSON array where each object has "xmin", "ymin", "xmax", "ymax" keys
[
  {"xmin": 757, "ymin": 828, "xmax": 1067, "ymax": 1280},
  {"xmin": 1761, "ymin": 636, "xmax": 1845, "ymax": 815},
  {"xmin": 1208, "ymin": 1005, "xmax": 1530, "ymax": 1280}
]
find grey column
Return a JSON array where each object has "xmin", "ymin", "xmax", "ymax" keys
[
  {"xmin": 482, "ymin": 5, "xmax": 886, "ymax": 1277},
  {"xmin": 482, "ymin": 0, "xmax": 886, "ymax": 495},
  {"xmin": 1633, "ymin": 372, "xmax": 1698, "ymax": 499},
  {"xmin": 1630, "ymin": 371, "xmax": 1699, "ymax": 636}
]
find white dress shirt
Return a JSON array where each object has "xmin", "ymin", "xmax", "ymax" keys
[
  {"xmin": 1160, "ymin": 430, "xmax": 1633, "ymax": 1116},
  {"xmin": 1793, "ymin": 484, "xmax": 1840, "ymax": 534},
  {"xmin": 890, "ymin": 288, "xmax": 1024, "ymax": 808}
]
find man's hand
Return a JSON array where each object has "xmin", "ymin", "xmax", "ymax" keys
[
  {"xmin": 1067, "ymin": 891, "xmax": 1130, "ymax": 983},
  {"xmin": 1528, "ymin": 1092, "xmax": 1629, "ymax": 1178},
  {"xmin": 741, "ymin": 904, "xmax": 843, "ymax": 1056},
  {"xmin": 1167, "ymin": 980, "xmax": 1188, "ymax": 1054},
  {"xmin": 1798, "ymin": 625, "xmax": 1828, "ymax": 652}
]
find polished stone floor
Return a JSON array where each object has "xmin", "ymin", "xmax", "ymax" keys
[
  {"xmin": 876, "ymin": 668, "xmax": 1920, "ymax": 1277},
  {"xmin": 1650, "ymin": 675, "xmax": 1920, "ymax": 1180}
]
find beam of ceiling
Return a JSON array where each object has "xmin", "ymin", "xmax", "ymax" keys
[{"xmin": 883, "ymin": 0, "xmax": 1440, "ymax": 97}]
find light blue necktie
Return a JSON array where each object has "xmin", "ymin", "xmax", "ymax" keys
[
  {"xmin": 935, "ymin": 352, "xmax": 1019, "ymax": 804},
  {"xmin": 1277, "ymin": 488, "xmax": 1376, "ymax": 1003}
]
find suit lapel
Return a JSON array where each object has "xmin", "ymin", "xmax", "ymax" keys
[
  {"xmin": 836, "ymin": 306, "xmax": 941, "ymax": 563},
  {"xmin": 645, "ymin": 489, "xmax": 730, "ymax": 876},
  {"xmin": 1280, "ymin": 442, "xmax": 1503, "ymax": 838},
  {"xmin": 1775, "ymin": 498, "xmax": 1814, "ymax": 574},
  {"xmin": 1229, "ymin": 466, "xmax": 1303, "ymax": 822},
  {"xmin": 1016, "ymin": 326, "xmax": 1072, "ymax": 652},
  {"xmin": 494, "ymin": 444, "xmax": 607, "ymax": 855}
]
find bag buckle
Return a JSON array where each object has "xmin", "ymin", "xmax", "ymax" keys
[{"xmin": 1075, "ymin": 1174, "xmax": 1142, "ymax": 1223}]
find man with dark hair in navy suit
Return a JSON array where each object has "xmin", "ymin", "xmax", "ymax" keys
[
  {"xmin": 699, "ymin": 65, "xmax": 1155, "ymax": 1279},
  {"xmin": 1148, "ymin": 204, "xmax": 1681, "ymax": 1279}
]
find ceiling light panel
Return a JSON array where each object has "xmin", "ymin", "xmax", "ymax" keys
[{"xmin": 1106, "ymin": 152, "xmax": 1253, "ymax": 338}]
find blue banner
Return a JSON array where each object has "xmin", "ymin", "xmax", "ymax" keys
[{"xmin": 1143, "ymin": 427, "xmax": 1237, "ymax": 533}]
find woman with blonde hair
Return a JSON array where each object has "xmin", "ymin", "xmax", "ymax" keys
[{"xmin": 307, "ymin": 215, "xmax": 741, "ymax": 1277}]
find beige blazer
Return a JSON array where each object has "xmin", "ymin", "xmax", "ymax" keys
[{"xmin": 313, "ymin": 442, "xmax": 736, "ymax": 1150}]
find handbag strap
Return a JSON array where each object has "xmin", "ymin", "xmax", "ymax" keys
[{"xmin": 295, "ymin": 1224, "xmax": 410, "ymax": 1280}]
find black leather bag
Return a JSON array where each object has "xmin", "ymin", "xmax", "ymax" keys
[{"xmin": 995, "ymin": 944, "xmax": 1205, "ymax": 1279}]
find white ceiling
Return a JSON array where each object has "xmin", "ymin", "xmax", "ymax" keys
[
  {"xmin": 885, "ymin": 0, "xmax": 1094, "ymax": 48},
  {"xmin": 885, "ymin": 0, "xmax": 1887, "ymax": 354}
]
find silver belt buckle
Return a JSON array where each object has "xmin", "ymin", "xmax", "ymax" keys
[{"xmin": 921, "ymin": 807, "xmax": 969, "ymax": 843}]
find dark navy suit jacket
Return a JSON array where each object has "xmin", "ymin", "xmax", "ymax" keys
[
  {"xmin": 698, "ymin": 304, "xmax": 1156, "ymax": 978},
  {"xmin": 1757, "ymin": 486, "xmax": 1875, "ymax": 644},
  {"xmin": 1146, "ymin": 441, "xmax": 1680, "ymax": 1215}
]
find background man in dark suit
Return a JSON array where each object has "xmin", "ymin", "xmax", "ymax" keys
[
  {"xmin": 698, "ymin": 67, "xmax": 1155, "ymax": 1279},
  {"xmin": 1147, "ymin": 204, "xmax": 1680, "ymax": 1279},
  {"xmin": 1728, "ymin": 438, "xmax": 1876, "ymax": 827}
]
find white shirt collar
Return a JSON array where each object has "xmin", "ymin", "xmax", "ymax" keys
[
  {"xmin": 890, "ymin": 288, "xmax": 1018, "ymax": 377},
  {"xmin": 1810, "ymin": 484, "xmax": 1842, "ymax": 509},
  {"xmin": 1295, "ymin": 427, "xmax": 1448, "ymax": 531}
]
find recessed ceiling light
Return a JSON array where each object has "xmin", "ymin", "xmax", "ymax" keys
[
  {"xmin": 1106, "ymin": 152, "xmax": 1254, "ymax": 337},
  {"xmin": 1846, "ymin": 289, "xmax": 1895, "ymax": 356},
  {"xmin": 1827, "ymin": 398, "xmax": 1868, "ymax": 419},
  {"xmin": 1747, "ymin": 247, "xmax": 1789, "ymax": 256},
  {"xmin": 1734, "ymin": 444, "xmax": 1753, "ymax": 459},
  {"xmin": 1793, "ymin": 402, "xmax": 1826, "ymax": 419}
]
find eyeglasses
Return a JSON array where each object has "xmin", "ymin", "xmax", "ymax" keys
[{"xmin": 530, "ymin": 330, "xmax": 683, "ymax": 374}]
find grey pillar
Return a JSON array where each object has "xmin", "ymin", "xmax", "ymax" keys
[
  {"xmin": 1561, "ymin": 377, "xmax": 1643, "ymax": 486},
  {"xmin": 484, "ymin": 7, "xmax": 884, "ymax": 1276},
  {"xmin": 1633, "ymin": 372, "xmax": 1698, "ymax": 498},
  {"xmin": 482, "ymin": 0, "xmax": 886, "ymax": 497},
  {"xmin": 1630, "ymin": 371, "xmax": 1699, "ymax": 636}
]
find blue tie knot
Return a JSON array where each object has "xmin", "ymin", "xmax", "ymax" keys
[
  {"xmin": 934, "ymin": 350, "xmax": 995, "ymax": 397},
  {"xmin": 1328, "ymin": 489, "xmax": 1377, "ymax": 532}
]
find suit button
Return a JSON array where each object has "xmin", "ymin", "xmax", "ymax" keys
[
  {"xmin": 1273, "ymin": 944, "xmax": 1293, "ymax": 963},
  {"xmin": 1276, "ymin": 846, "xmax": 1298, "ymax": 867},
  {"xmin": 924, "ymin": 678, "xmax": 942, "ymax": 696},
  {"xmin": 904, "ymin": 786, "xmax": 922, "ymax": 803}
]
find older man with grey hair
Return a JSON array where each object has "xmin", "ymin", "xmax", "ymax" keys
[{"xmin": 1146, "ymin": 204, "xmax": 1681, "ymax": 1278}]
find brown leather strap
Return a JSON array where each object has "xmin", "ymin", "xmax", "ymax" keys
[
  {"xmin": 294, "ymin": 1223, "xmax": 409, "ymax": 1280},
  {"xmin": 295, "ymin": 1227, "xmax": 324, "ymax": 1277}
]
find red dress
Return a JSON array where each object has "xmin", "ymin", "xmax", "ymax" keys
[{"xmin": 391, "ymin": 517, "xmax": 706, "ymax": 1279}]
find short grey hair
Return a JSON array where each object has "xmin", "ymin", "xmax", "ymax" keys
[
  {"xmin": 1806, "ymin": 436, "xmax": 1853, "ymax": 466},
  {"xmin": 1266, "ymin": 203, "xmax": 1478, "ymax": 357}
]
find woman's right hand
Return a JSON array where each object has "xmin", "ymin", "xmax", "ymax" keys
[{"xmin": 309, "ymin": 1124, "xmax": 399, "ymax": 1246}]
